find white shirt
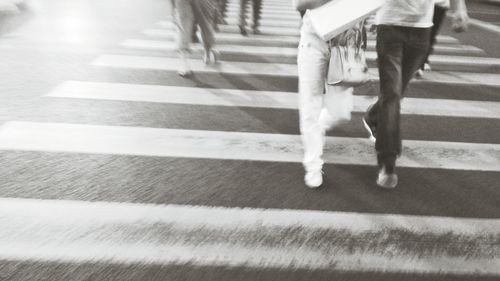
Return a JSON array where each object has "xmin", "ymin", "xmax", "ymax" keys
[{"xmin": 375, "ymin": 0, "xmax": 435, "ymax": 28}]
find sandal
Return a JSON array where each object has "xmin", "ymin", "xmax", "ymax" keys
[{"xmin": 177, "ymin": 69, "xmax": 193, "ymax": 77}]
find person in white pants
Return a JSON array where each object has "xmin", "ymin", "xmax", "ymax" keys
[{"xmin": 297, "ymin": 10, "xmax": 354, "ymax": 188}]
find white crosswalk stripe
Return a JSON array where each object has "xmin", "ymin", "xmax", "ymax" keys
[
  {"xmin": 124, "ymin": 37, "xmax": 486, "ymax": 55},
  {"xmin": 47, "ymin": 81, "xmax": 500, "ymax": 119},
  {"xmin": 0, "ymin": 197, "xmax": 498, "ymax": 274},
  {"xmin": 91, "ymin": 54, "xmax": 500, "ymax": 86},
  {"xmin": 2, "ymin": 0, "xmax": 500, "ymax": 277},
  {"xmin": 1, "ymin": 121, "xmax": 499, "ymax": 171}
]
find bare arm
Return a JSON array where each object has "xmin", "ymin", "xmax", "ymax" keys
[
  {"xmin": 293, "ymin": 0, "xmax": 332, "ymax": 11},
  {"xmin": 449, "ymin": 0, "xmax": 469, "ymax": 32}
]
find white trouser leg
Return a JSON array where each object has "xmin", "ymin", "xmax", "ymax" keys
[{"xmin": 297, "ymin": 14, "xmax": 330, "ymax": 173}]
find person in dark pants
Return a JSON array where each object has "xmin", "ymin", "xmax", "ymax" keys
[
  {"xmin": 363, "ymin": 0, "xmax": 468, "ymax": 189},
  {"xmin": 416, "ymin": 0, "xmax": 450, "ymax": 77},
  {"xmin": 218, "ymin": 0, "xmax": 228, "ymax": 24},
  {"xmin": 239, "ymin": 0, "xmax": 262, "ymax": 35}
]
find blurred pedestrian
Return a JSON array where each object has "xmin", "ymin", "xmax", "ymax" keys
[
  {"xmin": 169, "ymin": 0, "xmax": 219, "ymax": 76},
  {"xmin": 416, "ymin": 0, "xmax": 451, "ymax": 77},
  {"xmin": 295, "ymin": 0, "xmax": 366, "ymax": 188},
  {"xmin": 239, "ymin": 0, "xmax": 262, "ymax": 35},
  {"xmin": 217, "ymin": 0, "xmax": 228, "ymax": 25},
  {"xmin": 363, "ymin": 0, "xmax": 468, "ymax": 189}
]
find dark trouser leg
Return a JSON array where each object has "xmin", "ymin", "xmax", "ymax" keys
[
  {"xmin": 217, "ymin": 0, "xmax": 227, "ymax": 23},
  {"xmin": 221, "ymin": 0, "xmax": 227, "ymax": 17},
  {"xmin": 192, "ymin": 0, "xmax": 215, "ymax": 52},
  {"xmin": 239, "ymin": 0, "xmax": 248, "ymax": 27},
  {"xmin": 374, "ymin": 25, "xmax": 404, "ymax": 170},
  {"xmin": 252, "ymin": 0, "xmax": 262, "ymax": 31},
  {"xmin": 370, "ymin": 25, "xmax": 430, "ymax": 170}
]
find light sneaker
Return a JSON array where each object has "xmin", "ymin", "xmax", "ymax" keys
[
  {"xmin": 376, "ymin": 166, "xmax": 398, "ymax": 189},
  {"xmin": 423, "ymin": 63, "xmax": 431, "ymax": 71},
  {"xmin": 415, "ymin": 69, "xmax": 424, "ymax": 78},
  {"xmin": 305, "ymin": 170, "xmax": 323, "ymax": 189},
  {"xmin": 203, "ymin": 49, "xmax": 219, "ymax": 65}
]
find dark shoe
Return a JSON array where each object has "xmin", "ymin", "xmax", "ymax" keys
[
  {"xmin": 376, "ymin": 165, "xmax": 398, "ymax": 189},
  {"xmin": 362, "ymin": 116, "xmax": 376, "ymax": 142},
  {"xmin": 192, "ymin": 34, "xmax": 200, "ymax": 43},
  {"xmin": 239, "ymin": 25, "xmax": 248, "ymax": 36},
  {"xmin": 252, "ymin": 25, "xmax": 260, "ymax": 34}
]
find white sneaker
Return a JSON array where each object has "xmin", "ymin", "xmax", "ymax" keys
[
  {"xmin": 305, "ymin": 170, "xmax": 323, "ymax": 189},
  {"xmin": 376, "ymin": 166, "xmax": 398, "ymax": 189},
  {"xmin": 415, "ymin": 69, "xmax": 424, "ymax": 78},
  {"xmin": 423, "ymin": 63, "xmax": 431, "ymax": 71}
]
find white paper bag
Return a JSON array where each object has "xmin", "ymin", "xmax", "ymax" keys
[{"xmin": 308, "ymin": 0, "xmax": 384, "ymax": 41}]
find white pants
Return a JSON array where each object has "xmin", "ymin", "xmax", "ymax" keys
[{"xmin": 297, "ymin": 12, "xmax": 353, "ymax": 173}]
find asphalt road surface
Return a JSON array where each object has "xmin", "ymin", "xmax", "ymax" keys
[{"xmin": 0, "ymin": 0, "xmax": 499, "ymax": 280}]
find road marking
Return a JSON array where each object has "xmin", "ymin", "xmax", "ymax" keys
[
  {"xmin": 91, "ymin": 54, "xmax": 298, "ymax": 76},
  {"xmin": 122, "ymin": 39, "xmax": 491, "ymax": 66},
  {"xmin": 220, "ymin": 18, "xmax": 301, "ymax": 28},
  {"xmin": 1, "ymin": 121, "xmax": 499, "ymax": 171},
  {"xmin": 91, "ymin": 54, "xmax": 500, "ymax": 86},
  {"xmin": 47, "ymin": 81, "xmax": 500, "ymax": 119},
  {"xmin": 224, "ymin": 10, "xmax": 300, "ymax": 18},
  {"xmin": 148, "ymin": 23, "xmax": 484, "ymax": 54},
  {"xmin": 469, "ymin": 18, "xmax": 500, "ymax": 35},
  {"xmin": 160, "ymin": 21, "xmax": 301, "ymax": 36},
  {"xmin": 142, "ymin": 28, "xmax": 299, "ymax": 47},
  {"xmin": 0, "ymin": 197, "xmax": 498, "ymax": 274},
  {"xmin": 122, "ymin": 39, "xmax": 298, "ymax": 57}
]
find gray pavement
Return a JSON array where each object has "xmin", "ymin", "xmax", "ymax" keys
[{"xmin": 0, "ymin": 0, "xmax": 499, "ymax": 280}]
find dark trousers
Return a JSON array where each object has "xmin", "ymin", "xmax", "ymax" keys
[
  {"xmin": 423, "ymin": 4, "xmax": 448, "ymax": 67},
  {"xmin": 219, "ymin": 0, "xmax": 227, "ymax": 17},
  {"xmin": 366, "ymin": 25, "xmax": 431, "ymax": 167},
  {"xmin": 239, "ymin": 0, "xmax": 262, "ymax": 29}
]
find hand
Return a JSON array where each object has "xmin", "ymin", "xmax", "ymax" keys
[{"xmin": 451, "ymin": 10, "xmax": 469, "ymax": 33}]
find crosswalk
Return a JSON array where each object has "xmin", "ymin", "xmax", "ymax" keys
[{"xmin": 1, "ymin": 0, "xmax": 499, "ymax": 279}]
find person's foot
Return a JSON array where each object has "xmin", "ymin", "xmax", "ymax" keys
[
  {"xmin": 423, "ymin": 62, "xmax": 431, "ymax": 71},
  {"xmin": 305, "ymin": 170, "xmax": 323, "ymax": 189},
  {"xmin": 239, "ymin": 25, "xmax": 248, "ymax": 36},
  {"xmin": 192, "ymin": 34, "xmax": 200, "ymax": 43},
  {"xmin": 376, "ymin": 165, "xmax": 398, "ymax": 189},
  {"xmin": 203, "ymin": 49, "xmax": 218, "ymax": 65},
  {"xmin": 252, "ymin": 27, "xmax": 260, "ymax": 34},
  {"xmin": 177, "ymin": 69, "xmax": 193, "ymax": 77},
  {"xmin": 362, "ymin": 116, "xmax": 376, "ymax": 142},
  {"xmin": 415, "ymin": 68, "xmax": 424, "ymax": 78},
  {"xmin": 178, "ymin": 52, "xmax": 192, "ymax": 77}
]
